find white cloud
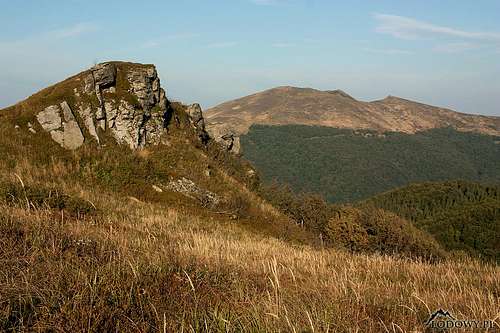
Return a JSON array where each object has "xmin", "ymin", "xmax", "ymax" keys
[
  {"xmin": 373, "ymin": 13, "xmax": 500, "ymax": 41},
  {"xmin": 363, "ymin": 47, "xmax": 414, "ymax": 55}
]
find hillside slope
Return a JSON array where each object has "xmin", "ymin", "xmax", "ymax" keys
[
  {"xmin": 242, "ymin": 124, "xmax": 500, "ymax": 203},
  {"xmin": 0, "ymin": 61, "xmax": 301, "ymax": 243},
  {"xmin": 362, "ymin": 181, "xmax": 500, "ymax": 262},
  {"xmin": 205, "ymin": 86, "xmax": 500, "ymax": 152}
]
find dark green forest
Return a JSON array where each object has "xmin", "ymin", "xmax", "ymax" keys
[
  {"xmin": 261, "ymin": 180, "xmax": 500, "ymax": 261},
  {"xmin": 241, "ymin": 125, "xmax": 500, "ymax": 203},
  {"xmin": 362, "ymin": 181, "xmax": 500, "ymax": 261}
]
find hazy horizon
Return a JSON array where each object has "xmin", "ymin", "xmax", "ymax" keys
[{"xmin": 1, "ymin": 0, "xmax": 499, "ymax": 116}]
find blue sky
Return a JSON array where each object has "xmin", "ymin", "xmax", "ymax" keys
[{"xmin": 1, "ymin": 0, "xmax": 499, "ymax": 116}]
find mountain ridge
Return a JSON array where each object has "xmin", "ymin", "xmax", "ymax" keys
[{"xmin": 205, "ymin": 86, "xmax": 500, "ymax": 152}]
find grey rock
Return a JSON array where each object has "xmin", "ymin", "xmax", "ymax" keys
[
  {"xmin": 59, "ymin": 102, "xmax": 85, "ymax": 149},
  {"xmin": 84, "ymin": 75, "xmax": 94, "ymax": 94},
  {"xmin": 91, "ymin": 63, "xmax": 116, "ymax": 87},
  {"xmin": 187, "ymin": 103, "xmax": 205, "ymax": 129},
  {"xmin": 60, "ymin": 101, "xmax": 75, "ymax": 122},
  {"xmin": 166, "ymin": 177, "xmax": 219, "ymax": 206},
  {"xmin": 110, "ymin": 100, "xmax": 142, "ymax": 149},
  {"xmin": 38, "ymin": 63, "xmax": 174, "ymax": 151},
  {"xmin": 77, "ymin": 105, "xmax": 99, "ymax": 143},
  {"xmin": 37, "ymin": 105, "xmax": 63, "ymax": 132},
  {"xmin": 36, "ymin": 102, "xmax": 84, "ymax": 150},
  {"xmin": 127, "ymin": 65, "xmax": 160, "ymax": 110},
  {"xmin": 62, "ymin": 117, "xmax": 85, "ymax": 149},
  {"xmin": 104, "ymin": 101, "xmax": 118, "ymax": 128},
  {"xmin": 206, "ymin": 124, "xmax": 240, "ymax": 152},
  {"xmin": 159, "ymin": 88, "xmax": 168, "ymax": 110}
]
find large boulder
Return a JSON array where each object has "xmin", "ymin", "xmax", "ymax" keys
[
  {"xmin": 37, "ymin": 105, "xmax": 62, "ymax": 132},
  {"xmin": 36, "ymin": 102, "xmax": 85, "ymax": 150}
]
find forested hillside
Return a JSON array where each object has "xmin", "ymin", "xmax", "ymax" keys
[
  {"xmin": 241, "ymin": 125, "xmax": 500, "ymax": 202},
  {"xmin": 363, "ymin": 181, "xmax": 500, "ymax": 261}
]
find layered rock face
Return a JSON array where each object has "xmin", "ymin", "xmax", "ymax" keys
[{"xmin": 36, "ymin": 62, "xmax": 172, "ymax": 150}]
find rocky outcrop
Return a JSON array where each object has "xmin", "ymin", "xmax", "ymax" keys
[
  {"xmin": 37, "ymin": 102, "xmax": 85, "ymax": 150},
  {"xmin": 166, "ymin": 177, "xmax": 219, "ymax": 207},
  {"xmin": 32, "ymin": 61, "xmax": 218, "ymax": 151},
  {"xmin": 77, "ymin": 105, "xmax": 99, "ymax": 143},
  {"xmin": 186, "ymin": 103, "xmax": 210, "ymax": 143},
  {"xmin": 36, "ymin": 62, "xmax": 171, "ymax": 150},
  {"xmin": 205, "ymin": 122, "xmax": 240, "ymax": 153}
]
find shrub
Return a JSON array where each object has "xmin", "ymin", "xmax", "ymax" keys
[
  {"xmin": 325, "ymin": 205, "xmax": 445, "ymax": 259},
  {"xmin": 0, "ymin": 180, "xmax": 96, "ymax": 218}
]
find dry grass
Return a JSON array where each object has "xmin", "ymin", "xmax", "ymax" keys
[
  {"xmin": 0, "ymin": 104, "xmax": 498, "ymax": 331},
  {"xmin": 1, "ymin": 176, "xmax": 498, "ymax": 332}
]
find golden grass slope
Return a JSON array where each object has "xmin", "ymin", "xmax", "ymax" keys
[
  {"xmin": 205, "ymin": 86, "xmax": 500, "ymax": 137},
  {"xmin": 1, "ymin": 172, "xmax": 498, "ymax": 332}
]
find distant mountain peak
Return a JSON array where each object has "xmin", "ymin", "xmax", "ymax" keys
[
  {"xmin": 326, "ymin": 89, "xmax": 356, "ymax": 100},
  {"xmin": 205, "ymin": 86, "xmax": 500, "ymax": 153}
]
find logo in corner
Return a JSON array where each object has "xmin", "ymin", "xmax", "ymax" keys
[
  {"xmin": 425, "ymin": 309, "xmax": 496, "ymax": 330},
  {"xmin": 425, "ymin": 309, "xmax": 456, "ymax": 326}
]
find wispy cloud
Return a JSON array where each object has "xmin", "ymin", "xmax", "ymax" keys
[
  {"xmin": 272, "ymin": 42, "xmax": 296, "ymax": 48},
  {"xmin": 0, "ymin": 22, "xmax": 99, "ymax": 46},
  {"xmin": 373, "ymin": 13, "xmax": 500, "ymax": 41},
  {"xmin": 363, "ymin": 47, "xmax": 414, "ymax": 55},
  {"xmin": 207, "ymin": 41, "xmax": 238, "ymax": 48},
  {"xmin": 432, "ymin": 42, "xmax": 480, "ymax": 53},
  {"xmin": 50, "ymin": 22, "xmax": 99, "ymax": 39}
]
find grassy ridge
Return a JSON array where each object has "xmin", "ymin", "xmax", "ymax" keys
[{"xmin": 241, "ymin": 124, "xmax": 500, "ymax": 203}]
